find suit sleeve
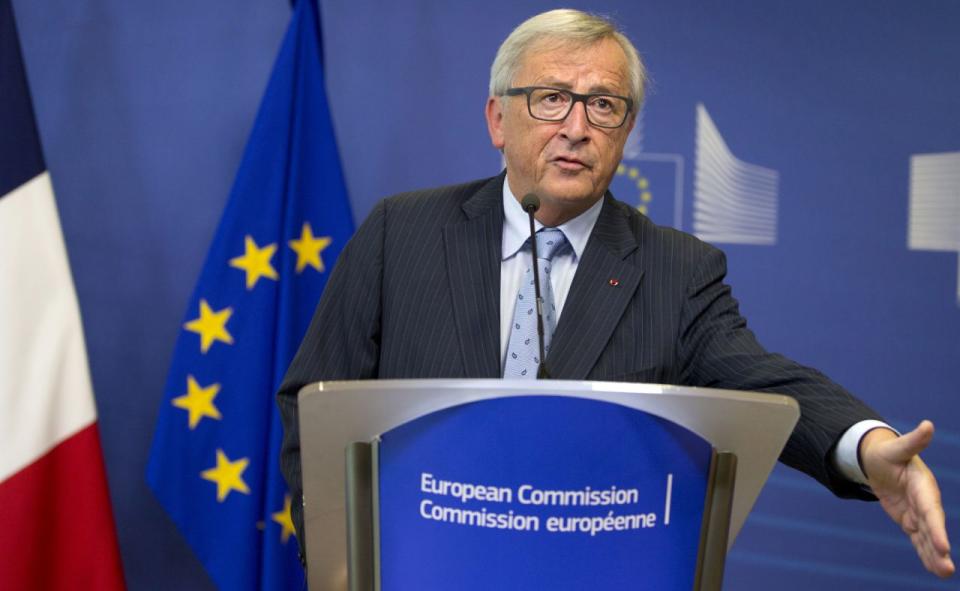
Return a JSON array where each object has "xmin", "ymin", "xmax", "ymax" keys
[
  {"xmin": 676, "ymin": 244, "xmax": 883, "ymax": 500},
  {"xmin": 276, "ymin": 199, "xmax": 386, "ymax": 564}
]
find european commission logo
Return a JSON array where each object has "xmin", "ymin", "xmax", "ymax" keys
[
  {"xmin": 693, "ymin": 105, "xmax": 779, "ymax": 245},
  {"xmin": 608, "ymin": 104, "xmax": 780, "ymax": 246},
  {"xmin": 610, "ymin": 107, "xmax": 685, "ymax": 229},
  {"xmin": 908, "ymin": 151, "xmax": 960, "ymax": 304}
]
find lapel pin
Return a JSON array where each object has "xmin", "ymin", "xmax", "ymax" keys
[{"xmin": 608, "ymin": 278, "xmax": 620, "ymax": 287}]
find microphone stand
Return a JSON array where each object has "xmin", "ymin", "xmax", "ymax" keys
[{"xmin": 521, "ymin": 193, "xmax": 550, "ymax": 379}]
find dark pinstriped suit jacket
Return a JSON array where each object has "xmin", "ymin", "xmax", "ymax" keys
[{"xmin": 277, "ymin": 172, "xmax": 881, "ymax": 558}]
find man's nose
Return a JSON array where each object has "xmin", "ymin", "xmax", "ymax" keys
[{"xmin": 559, "ymin": 101, "xmax": 590, "ymax": 143}]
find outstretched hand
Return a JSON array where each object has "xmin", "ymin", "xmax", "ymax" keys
[{"xmin": 860, "ymin": 421, "xmax": 955, "ymax": 578}]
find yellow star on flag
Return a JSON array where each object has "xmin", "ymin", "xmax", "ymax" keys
[
  {"xmin": 288, "ymin": 222, "xmax": 332, "ymax": 273},
  {"xmin": 171, "ymin": 375, "xmax": 222, "ymax": 429},
  {"xmin": 183, "ymin": 299, "xmax": 234, "ymax": 354},
  {"xmin": 271, "ymin": 494, "xmax": 297, "ymax": 543},
  {"xmin": 201, "ymin": 449, "xmax": 250, "ymax": 502},
  {"xmin": 230, "ymin": 235, "xmax": 279, "ymax": 289}
]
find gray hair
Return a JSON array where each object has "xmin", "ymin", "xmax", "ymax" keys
[{"xmin": 489, "ymin": 9, "xmax": 647, "ymax": 108}]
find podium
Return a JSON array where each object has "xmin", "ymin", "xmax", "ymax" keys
[{"xmin": 298, "ymin": 379, "xmax": 799, "ymax": 590}]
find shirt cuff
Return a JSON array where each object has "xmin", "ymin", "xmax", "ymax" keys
[{"xmin": 832, "ymin": 420, "xmax": 899, "ymax": 484}]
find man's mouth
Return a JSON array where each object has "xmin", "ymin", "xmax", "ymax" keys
[{"xmin": 551, "ymin": 156, "xmax": 591, "ymax": 170}]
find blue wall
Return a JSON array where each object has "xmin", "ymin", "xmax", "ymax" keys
[{"xmin": 13, "ymin": 1, "xmax": 959, "ymax": 588}]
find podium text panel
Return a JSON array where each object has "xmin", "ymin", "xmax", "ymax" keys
[{"xmin": 377, "ymin": 396, "xmax": 713, "ymax": 589}]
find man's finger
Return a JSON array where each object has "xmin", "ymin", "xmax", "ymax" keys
[
  {"xmin": 908, "ymin": 455, "xmax": 954, "ymax": 578},
  {"xmin": 924, "ymin": 502, "xmax": 951, "ymax": 555},
  {"xmin": 912, "ymin": 523, "xmax": 955, "ymax": 578},
  {"xmin": 926, "ymin": 544, "xmax": 956, "ymax": 579},
  {"xmin": 881, "ymin": 420, "xmax": 934, "ymax": 463},
  {"xmin": 940, "ymin": 556, "xmax": 956, "ymax": 578}
]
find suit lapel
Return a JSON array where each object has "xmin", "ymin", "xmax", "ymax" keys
[
  {"xmin": 548, "ymin": 195, "xmax": 645, "ymax": 379},
  {"xmin": 442, "ymin": 175, "xmax": 504, "ymax": 378}
]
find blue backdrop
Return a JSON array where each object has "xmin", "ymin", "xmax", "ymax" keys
[{"xmin": 11, "ymin": 0, "xmax": 959, "ymax": 589}]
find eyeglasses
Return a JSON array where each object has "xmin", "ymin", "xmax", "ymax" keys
[{"xmin": 504, "ymin": 86, "xmax": 633, "ymax": 129}]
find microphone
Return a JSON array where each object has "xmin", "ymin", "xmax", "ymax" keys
[{"xmin": 521, "ymin": 193, "xmax": 550, "ymax": 379}]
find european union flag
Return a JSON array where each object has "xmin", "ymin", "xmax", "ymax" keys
[{"xmin": 146, "ymin": 0, "xmax": 353, "ymax": 588}]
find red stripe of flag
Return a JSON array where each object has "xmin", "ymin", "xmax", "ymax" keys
[{"xmin": 0, "ymin": 423, "xmax": 126, "ymax": 590}]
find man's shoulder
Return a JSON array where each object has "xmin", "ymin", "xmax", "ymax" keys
[
  {"xmin": 604, "ymin": 194, "xmax": 719, "ymax": 258},
  {"xmin": 381, "ymin": 176, "xmax": 501, "ymax": 214}
]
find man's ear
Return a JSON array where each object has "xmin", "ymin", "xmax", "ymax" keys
[{"xmin": 485, "ymin": 96, "xmax": 505, "ymax": 150}]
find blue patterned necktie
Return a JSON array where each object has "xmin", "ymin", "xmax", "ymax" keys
[{"xmin": 504, "ymin": 228, "xmax": 569, "ymax": 378}]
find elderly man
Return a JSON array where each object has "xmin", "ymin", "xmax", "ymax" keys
[{"xmin": 278, "ymin": 9, "xmax": 953, "ymax": 578}]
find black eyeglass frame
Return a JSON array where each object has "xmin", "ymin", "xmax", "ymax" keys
[{"xmin": 504, "ymin": 86, "xmax": 634, "ymax": 129}]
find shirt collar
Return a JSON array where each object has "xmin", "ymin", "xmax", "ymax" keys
[{"xmin": 501, "ymin": 175, "xmax": 604, "ymax": 261}]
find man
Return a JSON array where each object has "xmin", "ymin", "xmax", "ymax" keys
[{"xmin": 278, "ymin": 9, "xmax": 953, "ymax": 578}]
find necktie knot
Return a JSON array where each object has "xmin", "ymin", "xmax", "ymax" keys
[{"xmin": 534, "ymin": 228, "xmax": 568, "ymax": 262}]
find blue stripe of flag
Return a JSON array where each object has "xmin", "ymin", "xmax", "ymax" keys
[{"xmin": 0, "ymin": 0, "xmax": 45, "ymax": 198}]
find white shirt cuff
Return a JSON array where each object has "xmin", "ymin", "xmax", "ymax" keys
[{"xmin": 832, "ymin": 420, "xmax": 898, "ymax": 484}]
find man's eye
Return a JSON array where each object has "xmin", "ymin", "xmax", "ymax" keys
[
  {"xmin": 542, "ymin": 92, "xmax": 564, "ymax": 103},
  {"xmin": 591, "ymin": 97, "xmax": 613, "ymax": 111}
]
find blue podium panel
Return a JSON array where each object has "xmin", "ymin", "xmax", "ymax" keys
[{"xmin": 377, "ymin": 395, "xmax": 714, "ymax": 590}]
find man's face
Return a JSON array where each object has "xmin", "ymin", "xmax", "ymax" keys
[{"xmin": 486, "ymin": 37, "xmax": 635, "ymax": 224}]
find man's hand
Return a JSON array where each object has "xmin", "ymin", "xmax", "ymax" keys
[{"xmin": 860, "ymin": 421, "xmax": 955, "ymax": 578}]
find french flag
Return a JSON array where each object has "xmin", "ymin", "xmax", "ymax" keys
[{"xmin": 0, "ymin": 0, "xmax": 126, "ymax": 588}]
